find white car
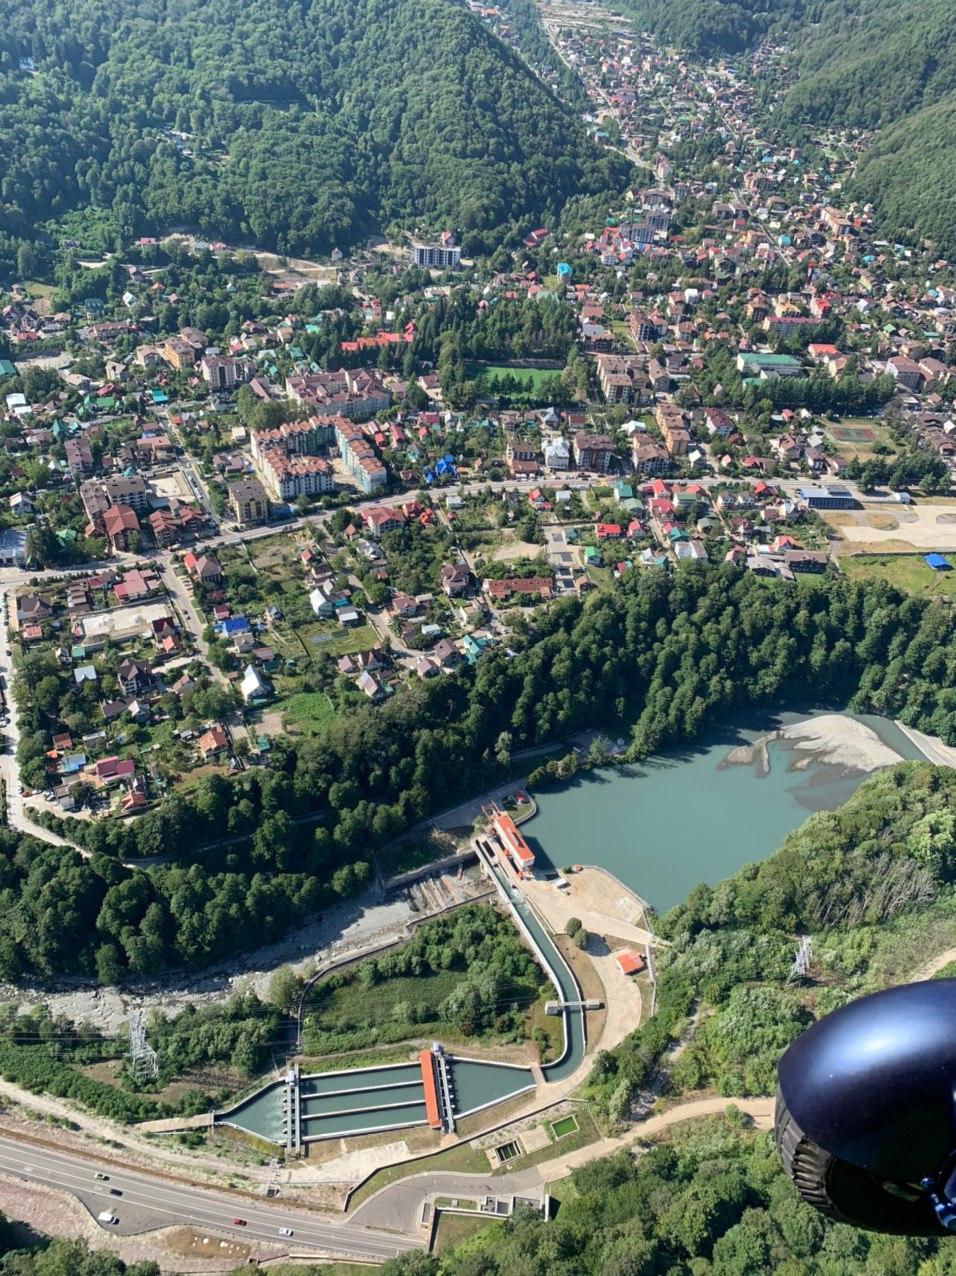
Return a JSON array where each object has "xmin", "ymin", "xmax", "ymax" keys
[
  {"xmin": 278, "ymin": 1226, "xmax": 293, "ymax": 1237},
  {"xmin": 97, "ymin": 1211, "xmax": 118, "ymax": 1225}
]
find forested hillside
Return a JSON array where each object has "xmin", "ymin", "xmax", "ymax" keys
[
  {"xmin": 588, "ymin": 763, "xmax": 956, "ymax": 1116},
  {"xmin": 616, "ymin": 0, "xmax": 956, "ymax": 255},
  {"xmin": 0, "ymin": 0, "xmax": 626, "ymax": 266},
  {"xmin": 613, "ymin": 0, "xmax": 813, "ymax": 58},
  {"xmin": 777, "ymin": 0, "xmax": 956, "ymax": 255}
]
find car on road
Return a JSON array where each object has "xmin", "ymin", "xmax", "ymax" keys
[
  {"xmin": 109, "ymin": 1188, "xmax": 122, "ymax": 1196},
  {"xmin": 232, "ymin": 1218, "xmax": 246, "ymax": 1226},
  {"xmin": 278, "ymin": 1227, "xmax": 293, "ymax": 1237},
  {"xmin": 97, "ymin": 1212, "xmax": 118, "ymax": 1225},
  {"xmin": 94, "ymin": 1172, "xmax": 109, "ymax": 1181}
]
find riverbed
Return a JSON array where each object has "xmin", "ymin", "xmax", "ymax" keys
[{"xmin": 521, "ymin": 712, "xmax": 926, "ymax": 914}]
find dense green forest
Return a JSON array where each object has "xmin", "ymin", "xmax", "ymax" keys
[
  {"xmin": 6, "ymin": 567, "xmax": 956, "ymax": 982},
  {"xmin": 0, "ymin": 1227, "xmax": 158, "ymax": 1275},
  {"xmin": 614, "ymin": 0, "xmax": 815, "ymax": 58},
  {"xmin": 0, "ymin": 0, "xmax": 626, "ymax": 274}
]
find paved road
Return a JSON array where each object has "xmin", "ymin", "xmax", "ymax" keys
[
  {"xmin": 0, "ymin": 1134, "xmax": 421, "ymax": 1262},
  {"xmin": 350, "ymin": 1096, "xmax": 775, "ymax": 1233}
]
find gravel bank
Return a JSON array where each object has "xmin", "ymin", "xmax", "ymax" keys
[
  {"xmin": 779, "ymin": 714, "xmax": 904, "ymax": 771},
  {"xmin": 2, "ymin": 891, "xmax": 418, "ymax": 1033}
]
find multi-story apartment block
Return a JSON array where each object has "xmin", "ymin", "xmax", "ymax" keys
[
  {"xmin": 229, "ymin": 477, "xmax": 270, "ymax": 526},
  {"xmin": 257, "ymin": 452, "xmax": 334, "ymax": 501},
  {"xmin": 573, "ymin": 431, "xmax": 616, "ymax": 473},
  {"xmin": 412, "ymin": 236, "xmax": 461, "ymax": 269}
]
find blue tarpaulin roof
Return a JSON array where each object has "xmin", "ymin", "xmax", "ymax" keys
[{"xmin": 925, "ymin": 553, "xmax": 950, "ymax": 570}]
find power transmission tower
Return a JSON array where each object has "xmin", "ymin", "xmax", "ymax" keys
[
  {"xmin": 788, "ymin": 936, "xmax": 812, "ymax": 982},
  {"xmin": 128, "ymin": 1009, "xmax": 158, "ymax": 1080}
]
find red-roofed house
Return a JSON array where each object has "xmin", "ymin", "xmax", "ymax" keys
[
  {"xmin": 94, "ymin": 756, "xmax": 136, "ymax": 785},
  {"xmin": 363, "ymin": 506, "xmax": 405, "ymax": 538},
  {"xmin": 102, "ymin": 504, "xmax": 140, "ymax": 552},
  {"xmin": 197, "ymin": 725, "xmax": 229, "ymax": 758}
]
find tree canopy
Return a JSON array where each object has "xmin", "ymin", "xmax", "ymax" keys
[{"xmin": 0, "ymin": 0, "xmax": 627, "ymax": 274}]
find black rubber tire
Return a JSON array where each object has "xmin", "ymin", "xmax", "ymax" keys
[{"xmin": 774, "ymin": 1090, "xmax": 948, "ymax": 1236}]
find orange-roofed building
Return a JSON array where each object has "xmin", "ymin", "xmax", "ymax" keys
[
  {"xmin": 615, "ymin": 951, "xmax": 646, "ymax": 976},
  {"xmin": 493, "ymin": 812, "xmax": 535, "ymax": 875}
]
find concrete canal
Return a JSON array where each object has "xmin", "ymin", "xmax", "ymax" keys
[
  {"xmin": 214, "ymin": 857, "xmax": 582, "ymax": 1145},
  {"xmin": 215, "ymin": 712, "xmax": 912, "ymax": 1145}
]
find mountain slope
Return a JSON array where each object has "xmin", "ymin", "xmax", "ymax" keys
[
  {"xmin": 0, "ymin": 0, "xmax": 627, "ymax": 264},
  {"xmin": 776, "ymin": 0, "xmax": 956, "ymax": 255},
  {"xmin": 615, "ymin": 0, "xmax": 955, "ymax": 256}
]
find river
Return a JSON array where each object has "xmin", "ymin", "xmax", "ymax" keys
[{"xmin": 520, "ymin": 712, "xmax": 926, "ymax": 913}]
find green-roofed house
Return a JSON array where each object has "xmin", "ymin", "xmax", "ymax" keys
[
  {"xmin": 0, "ymin": 360, "xmax": 16, "ymax": 380},
  {"xmin": 735, "ymin": 352, "xmax": 804, "ymax": 379}
]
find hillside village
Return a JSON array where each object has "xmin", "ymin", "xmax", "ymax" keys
[{"xmin": 0, "ymin": 7, "xmax": 953, "ymax": 831}]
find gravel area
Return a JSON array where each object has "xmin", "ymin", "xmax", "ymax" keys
[
  {"xmin": 0, "ymin": 890, "xmax": 418, "ymax": 1033},
  {"xmin": 779, "ymin": 714, "xmax": 904, "ymax": 771}
]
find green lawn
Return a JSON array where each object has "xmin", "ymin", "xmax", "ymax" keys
[
  {"xmin": 347, "ymin": 1141, "xmax": 491, "ymax": 1212},
  {"xmin": 294, "ymin": 620, "xmax": 380, "ymax": 657},
  {"xmin": 434, "ymin": 1211, "xmax": 500, "ymax": 1252},
  {"xmin": 278, "ymin": 690, "xmax": 337, "ymax": 733},
  {"xmin": 842, "ymin": 554, "xmax": 956, "ymax": 599},
  {"xmin": 310, "ymin": 969, "xmax": 465, "ymax": 1031},
  {"xmin": 466, "ymin": 363, "xmax": 557, "ymax": 391}
]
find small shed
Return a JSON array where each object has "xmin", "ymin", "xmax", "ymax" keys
[
  {"xmin": 924, "ymin": 553, "xmax": 951, "ymax": 571},
  {"xmin": 615, "ymin": 951, "xmax": 646, "ymax": 976}
]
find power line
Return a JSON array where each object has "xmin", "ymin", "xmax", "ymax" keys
[
  {"xmin": 127, "ymin": 1009, "xmax": 158, "ymax": 1080},
  {"xmin": 788, "ymin": 936, "xmax": 812, "ymax": 982}
]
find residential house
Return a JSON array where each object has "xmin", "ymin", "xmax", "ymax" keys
[
  {"xmin": 543, "ymin": 437, "xmax": 571, "ymax": 470},
  {"xmin": 363, "ymin": 506, "xmax": 405, "ymax": 538},
  {"xmin": 184, "ymin": 551, "xmax": 223, "ymax": 584},
  {"xmin": 197, "ymin": 724, "xmax": 229, "ymax": 758},
  {"xmin": 94, "ymin": 756, "xmax": 136, "ymax": 786},
  {"xmin": 117, "ymin": 658, "xmax": 151, "ymax": 696},
  {"xmin": 483, "ymin": 577, "xmax": 553, "ymax": 603},
  {"xmin": 440, "ymin": 563, "xmax": 470, "ymax": 597},
  {"xmin": 102, "ymin": 504, "xmax": 140, "ymax": 552},
  {"xmin": 631, "ymin": 437, "xmax": 672, "ymax": 476},
  {"xmin": 240, "ymin": 664, "xmax": 269, "ymax": 703}
]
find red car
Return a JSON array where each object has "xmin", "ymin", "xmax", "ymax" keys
[{"xmin": 232, "ymin": 1218, "xmax": 246, "ymax": 1226}]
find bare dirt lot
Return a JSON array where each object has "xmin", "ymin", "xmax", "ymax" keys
[{"xmin": 825, "ymin": 503, "xmax": 956, "ymax": 551}]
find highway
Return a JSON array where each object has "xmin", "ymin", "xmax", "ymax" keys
[{"xmin": 0, "ymin": 1134, "xmax": 422, "ymax": 1262}]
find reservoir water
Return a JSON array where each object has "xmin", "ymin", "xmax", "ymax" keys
[{"xmin": 521, "ymin": 713, "xmax": 925, "ymax": 913}]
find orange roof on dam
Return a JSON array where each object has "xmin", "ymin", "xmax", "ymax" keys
[
  {"xmin": 493, "ymin": 813, "xmax": 535, "ymax": 865},
  {"xmin": 420, "ymin": 1050, "xmax": 442, "ymax": 1129}
]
